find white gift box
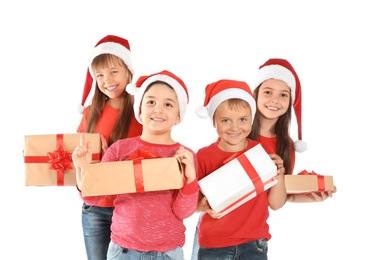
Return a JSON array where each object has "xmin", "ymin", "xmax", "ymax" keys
[{"xmin": 198, "ymin": 144, "xmax": 278, "ymax": 218}]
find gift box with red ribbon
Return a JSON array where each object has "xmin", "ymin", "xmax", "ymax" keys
[
  {"xmin": 24, "ymin": 133, "xmax": 102, "ymax": 186},
  {"xmin": 285, "ymin": 170, "xmax": 335, "ymax": 194},
  {"xmin": 79, "ymin": 147, "xmax": 184, "ymax": 196},
  {"xmin": 198, "ymin": 144, "xmax": 278, "ymax": 218}
]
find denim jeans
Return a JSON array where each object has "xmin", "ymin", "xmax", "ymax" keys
[
  {"xmin": 198, "ymin": 239, "xmax": 268, "ymax": 260},
  {"xmin": 82, "ymin": 203, "xmax": 114, "ymax": 260},
  {"xmin": 190, "ymin": 214, "xmax": 201, "ymax": 260},
  {"xmin": 107, "ymin": 241, "xmax": 184, "ymax": 260}
]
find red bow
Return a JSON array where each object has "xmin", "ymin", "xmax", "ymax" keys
[
  {"xmin": 297, "ymin": 170, "xmax": 325, "ymax": 191},
  {"xmin": 127, "ymin": 147, "xmax": 161, "ymax": 160},
  {"xmin": 47, "ymin": 144, "xmax": 73, "ymax": 172},
  {"xmin": 297, "ymin": 170, "xmax": 320, "ymax": 176}
]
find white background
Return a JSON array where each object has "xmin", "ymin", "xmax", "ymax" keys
[{"xmin": 1, "ymin": 1, "xmax": 381, "ymax": 259}]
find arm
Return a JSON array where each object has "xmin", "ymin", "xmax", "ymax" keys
[
  {"xmin": 267, "ymin": 153, "xmax": 287, "ymax": 210},
  {"xmin": 72, "ymin": 133, "xmax": 104, "ymax": 205},
  {"xmin": 287, "ymin": 185, "xmax": 337, "ymax": 202},
  {"xmin": 171, "ymin": 147, "xmax": 199, "ymax": 219}
]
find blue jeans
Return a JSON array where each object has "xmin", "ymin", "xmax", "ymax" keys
[
  {"xmin": 82, "ymin": 203, "xmax": 114, "ymax": 260},
  {"xmin": 190, "ymin": 214, "xmax": 201, "ymax": 260},
  {"xmin": 107, "ymin": 240, "xmax": 184, "ymax": 260},
  {"xmin": 198, "ymin": 239, "xmax": 268, "ymax": 260}
]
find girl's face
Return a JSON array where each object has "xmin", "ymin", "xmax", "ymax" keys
[
  {"xmin": 139, "ymin": 83, "xmax": 180, "ymax": 135},
  {"xmin": 93, "ymin": 58, "xmax": 130, "ymax": 105},
  {"xmin": 257, "ymin": 79, "xmax": 291, "ymax": 120},
  {"xmin": 214, "ymin": 101, "xmax": 252, "ymax": 152}
]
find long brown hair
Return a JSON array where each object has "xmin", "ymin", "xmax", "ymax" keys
[
  {"xmin": 248, "ymin": 85, "xmax": 293, "ymax": 174},
  {"xmin": 86, "ymin": 54, "xmax": 135, "ymax": 146}
]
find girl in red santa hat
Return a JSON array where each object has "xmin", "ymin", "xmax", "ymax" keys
[
  {"xmin": 249, "ymin": 58, "xmax": 336, "ymax": 203},
  {"xmin": 76, "ymin": 35, "xmax": 143, "ymax": 260}
]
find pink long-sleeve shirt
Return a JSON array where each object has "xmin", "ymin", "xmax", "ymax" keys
[{"xmin": 80, "ymin": 136, "xmax": 199, "ymax": 252}]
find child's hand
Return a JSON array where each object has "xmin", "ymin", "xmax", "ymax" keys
[
  {"xmin": 72, "ymin": 133, "xmax": 93, "ymax": 169},
  {"xmin": 310, "ymin": 185, "xmax": 337, "ymax": 202},
  {"xmin": 197, "ymin": 196, "xmax": 211, "ymax": 212},
  {"xmin": 206, "ymin": 208, "xmax": 221, "ymax": 219},
  {"xmin": 100, "ymin": 135, "xmax": 108, "ymax": 155},
  {"xmin": 269, "ymin": 153, "xmax": 285, "ymax": 175},
  {"xmin": 198, "ymin": 196, "xmax": 221, "ymax": 218},
  {"xmin": 72, "ymin": 133, "xmax": 92, "ymax": 188},
  {"xmin": 175, "ymin": 146, "xmax": 196, "ymax": 184}
]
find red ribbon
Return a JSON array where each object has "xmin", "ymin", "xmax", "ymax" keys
[
  {"xmin": 297, "ymin": 170, "xmax": 325, "ymax": 191},
  {"xmin": 218, "ymin": 153, "xmax": 275, "ymax": 214},
  {"xmin": 127, "ymin": 147, "xmax": 162, "ymax": 192},
  {"xmin": 24, "ymin": 134, "xmax": 101, "ymax": 186},
  {"xmin": 47, "ymin": 134, "xmax": 72, "ymax": 186}
]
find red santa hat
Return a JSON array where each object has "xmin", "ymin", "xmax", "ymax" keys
[
  {"xmin": 126, "ymin": 70, "xmax": 189, "ymax": 124},
  {"xmin": 254, "ymin": 58, "xmax": 307, "ymax": 152},
  {"xmin": 195, "ymin": 79, "xmax": 256, "ymax": 124},
  {"xmin": 78, "ymin": 35, "xmax": 135, "ymax": 113}
]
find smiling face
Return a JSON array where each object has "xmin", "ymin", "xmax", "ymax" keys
[
  {"xmin": 214, "ymin": 99, "xmax": 252, "ymax": 152},
  {"xmin": 92, "ymin": 55, "xmax": 130, "ymax": 108},
  {"xmin": 139, "ymin": 82, "xmax": 180, "ymax": 144},
  {"xmin": 256, "ymin": 79, "xmax": 291, "ymax": 121}
]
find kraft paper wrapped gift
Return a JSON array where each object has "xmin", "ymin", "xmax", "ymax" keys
[
  {"xmin": 285, "ymin": 170, "xmax": 335, "ymax": 194},
  {"xmin": 24, "ymin": 133, "xmax": 101, "ymax": 186},
  {"xmin": 198, "ymin": 144, "xmax": 278, "ymax": 218},
  {"xmin": 79, "ymin": 157, "xmax": 184, "ymax": 196}
]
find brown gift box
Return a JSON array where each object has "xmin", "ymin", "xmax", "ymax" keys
[
  {"xmin": 24, "ymin": 133, "xmax": 101, "ymax": 186},
  {"xmin": 285, "ymin": 171, "xmax": 335, "ymax": 194},
  {"xmin": 79, "ymin": 157, "xmax": 184, "ymax": 196}
]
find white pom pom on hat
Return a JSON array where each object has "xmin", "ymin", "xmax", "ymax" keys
[
  {"xmin": 130, "ymin": 70, "xmax": 189, "ymax": 124},
  {"xmin": 254, "ymin": 58, "xmax": 307, "ymax": 152},
  {"xmin": 78, "ymin": 35, "xmax": 135, "ymax": 113},
  {"xmin": 196, "ymin": 80, "xmax": 256, "ymax": 125},
  {"xmin": 195, "ymin": 106, "xmax": 209, "ymax": 118}
]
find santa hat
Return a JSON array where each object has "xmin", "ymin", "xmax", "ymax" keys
[
  {"xmin": 78, "ymin": 35, "xmax": 135, "ymax": 113},
  {"xmin": 195, "ymin": 79, "xmax": 256, "ymax": 124},
  {"xmin": 254, "ymin": 58, "xmax": 307, "ymax": 152},
  {"xmin": 126, "ymin": 70, "xmax": 189, "ymax": 124}
]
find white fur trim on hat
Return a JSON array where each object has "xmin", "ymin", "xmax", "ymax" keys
[
  {"xmin": 132, "ymin": 74, "xmax": 188, "ymax": 124},
  {"xmin": 254, "ymin": 64, "xmax": 296, "ymax": 102},
  {"xmin": 90, "ymin": 41, "xmax": 134, "ymax": 76},
  {"xmin": 201, "ymin": 88, "xmax": 256, "ymax": 124}
]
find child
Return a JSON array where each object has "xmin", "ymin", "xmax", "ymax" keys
[
  {"xmin": 73, "ymin": 70, "xmax": 199, "ymax": 260},
  {"xmin": 249, "ymin": 58, "xmax": 336, "ymax": 202},
  {"xmin": 76, "ymin": 35, "xmax": 143, "ymax": 260},
  {"xmin": 194, "ymin": 80, "xmax": 286, "ymax": 259}
]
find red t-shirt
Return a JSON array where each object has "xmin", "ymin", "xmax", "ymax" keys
[
  {"xmin": 257, "ymin": 135, "xmax": 296, "ymax": 174},
  {"xmin": 197, "ymin": 138, "xmax": 274, "ymax": 248}
]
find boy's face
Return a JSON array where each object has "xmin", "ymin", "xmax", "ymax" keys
[
  {"xmin": 139, "ymin": 82, "xmax": 180, "ymax": 135},
  {"xmin": 214, "ymin": 101, "xmax": 252, "ymax": 151}
]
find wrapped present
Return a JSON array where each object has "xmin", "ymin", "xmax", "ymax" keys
[
  {"xmin": 79, "ymin": 147, "xmax": 184, "ymax": 196},
  {"xmin": 198, "ymin": 144, "xmax": 278, "ymax": 218},
  {"xmin": 24, "ymin": 133, "xmax": 101, "ymax": 186},
  {"xmin": 285, "ymin": 170, "xmax": 335, "ymax": 194}
]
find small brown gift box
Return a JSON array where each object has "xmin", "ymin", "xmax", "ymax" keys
[
  {"xmin": 24, "ymin": 133, "xmax": 101, "ymax": 186},
  {"xmin": 285, "ymin": 170, "xmax": 335, "ymax": 194},
  {"xmin": 79, "ymin": 157, "xmax": 184, "ymax": 196}
]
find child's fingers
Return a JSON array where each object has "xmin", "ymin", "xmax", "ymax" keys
[{"xmin": 80, "ymin": 133, "xmax": 85, "ymax": 146}]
